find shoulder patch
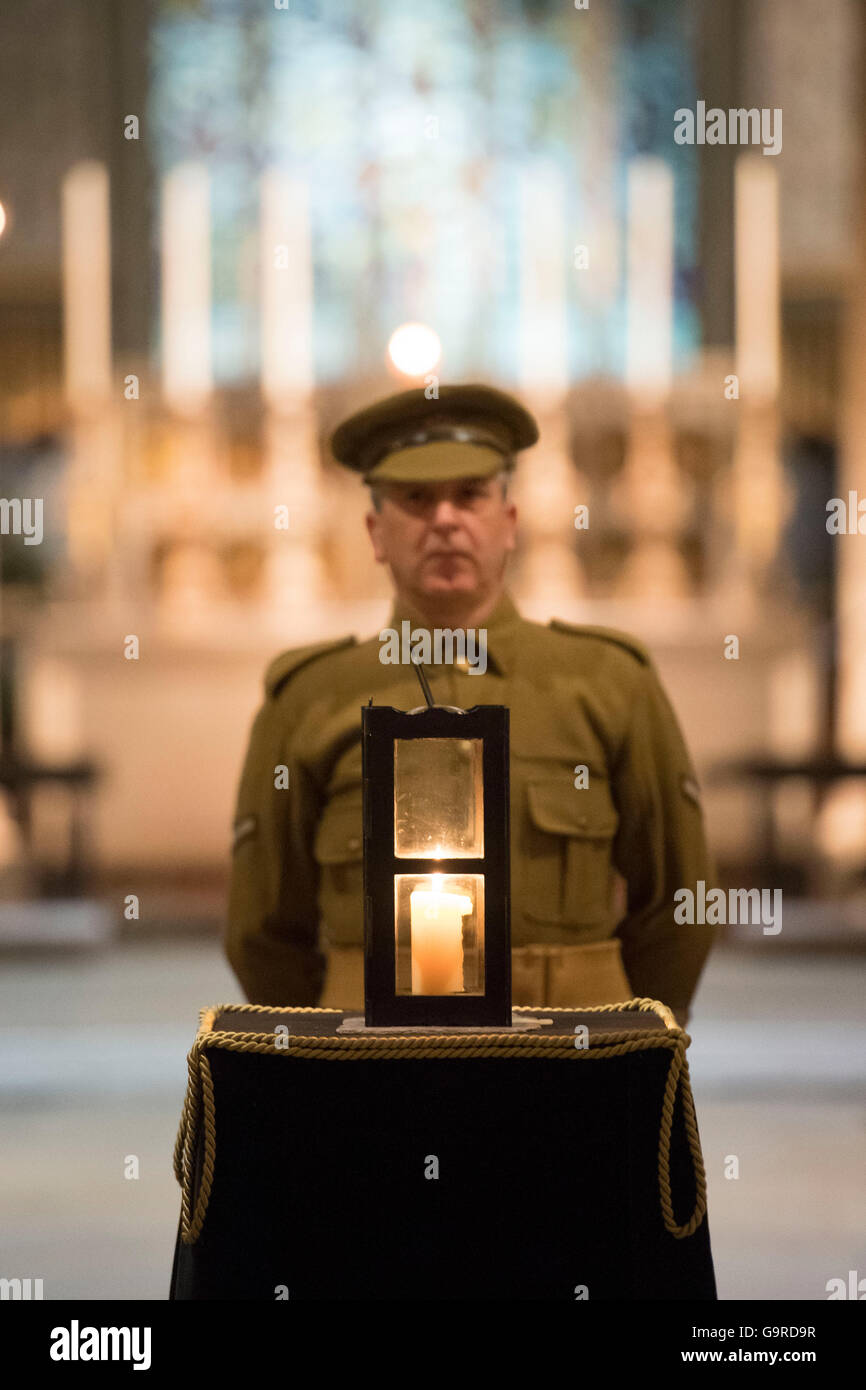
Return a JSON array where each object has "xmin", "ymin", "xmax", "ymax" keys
[
  {"xmin": 547, "ymin": 619, "xmax": 650, "ymax": 665},
  {"xmin": 264, "ymin": 635, "xmax": 357, "ymax": 699}
]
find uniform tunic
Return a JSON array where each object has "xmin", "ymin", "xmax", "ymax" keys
[{"xmin": 225, "ymin": 589, "xmax": 715, "ymax": 1024}]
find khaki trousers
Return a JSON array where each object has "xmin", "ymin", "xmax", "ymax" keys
[{"xmin": 319, "ymin": 940, "xmax": 634, "ymax": 1011}]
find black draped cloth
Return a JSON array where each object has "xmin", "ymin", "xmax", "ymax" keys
[{"xmin": 170, "ymin": 1006, "xmax": 716, "ymax": 1301}]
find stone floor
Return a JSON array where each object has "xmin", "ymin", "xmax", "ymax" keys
[{"xmin": 0, "ymin": 938, "xmax": 863, "ymax": 1301}]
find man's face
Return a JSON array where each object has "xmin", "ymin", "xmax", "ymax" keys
[{"xmin": 365, "ymin": 473, "xmax": 518, "ymax": 609}]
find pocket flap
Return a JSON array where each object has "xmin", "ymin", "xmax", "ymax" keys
[
  {"xmin": 526, "ymin": 777, "xmax": 618, "ymax": 838},
  {"xmin": 314, "ymin": 797, "xmax": 364, "ymax": 864}
]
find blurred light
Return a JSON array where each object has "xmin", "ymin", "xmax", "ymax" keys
[
  {"xmin": 768, "ymin": 652, "xmax": 819, "ymax": 759},
  {"xmin": 25, "ymin": 658, "xmax": 83, "ymax": 764},
  {"xmin": 0, "ymin": 201, "xmax": 7, "ymax": 237},
  {"xmin": 815, "ymin": 783, "xmax": 866, "ymax": 869},
  {"xmin": 387, "ymin": 323, "xmax": 441, "ymax": 378},
  {"xmin": 0, "ymin": 801, "xmax": 22, "ymax": 868}
]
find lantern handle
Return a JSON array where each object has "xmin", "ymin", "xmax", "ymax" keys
[
  {"xmin": 411, "ymin": 653, "xmax": 436, "ymax": 708},
  {"xmin": 407, "ymin": 655, "xmax": 466, "ymax": 713}
]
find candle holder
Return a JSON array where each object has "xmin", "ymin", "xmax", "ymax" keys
[{"xmin": 362, "ymin": 674, "xmax": 511, "ymax": 1027}]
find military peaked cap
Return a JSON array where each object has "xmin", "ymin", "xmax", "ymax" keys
[{"xmin": 330, "ymin": 382, "xmax": 539, "ymax": 483}]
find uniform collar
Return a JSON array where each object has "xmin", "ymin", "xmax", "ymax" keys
[{"xmin": 383, "ymin": 587, "xmax": 521, "ymax": 677}]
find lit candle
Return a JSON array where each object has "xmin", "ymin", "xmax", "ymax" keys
[{"xmin": 409, "ymin": 875, "xmax": 472, "ymax": 995}]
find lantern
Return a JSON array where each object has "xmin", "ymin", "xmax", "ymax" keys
[{"xmin": 362, "ymin": 688, "xmax": 511, "ymax": 1027}]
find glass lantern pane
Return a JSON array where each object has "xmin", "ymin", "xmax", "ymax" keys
[
  {"xmin": 394, "ymin": 873, "xmax": 485, "ymax": 995},
  {"xmin": 394, "ymin": 737, "xmax": 484, "ymax": 858}
]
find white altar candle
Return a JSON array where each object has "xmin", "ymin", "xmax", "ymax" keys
[
  {"xmin": 409, "ymin": 876, "xmax": 472, "ymax": 995},
  {"xmin": 259, "ymin": 168, "xmax": 314, "ymax": 404},
  {"xmin": 161, "ymin": 162, "xmax": 212, "ymax": 413},
  {"xmin": 735, "ymin": 153, "xmax": 780, "ymax": 401},
  {"xmin": 625, "ymin": 156, "xmax": 673, "ymax": 405},
  {"xmin": 62, "ymin": 160, "xmax": 112, "ymax": 407}
]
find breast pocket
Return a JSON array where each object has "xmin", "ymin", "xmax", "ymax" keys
[
  {"xmin": 521, "ymin": 776, "xmax": 619, "ymax": 928},
  {"xmin": 313, "ymin": 792, "xmax": 364, "ymax": 944}
]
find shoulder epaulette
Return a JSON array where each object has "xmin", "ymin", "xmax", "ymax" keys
[
  {"xmin": 547, "ymin": 618, "xmax": 650, "ymax": 665},
  {"xmin": 264, "ymin": 635, "xmax": 357, "ymax": 699}
]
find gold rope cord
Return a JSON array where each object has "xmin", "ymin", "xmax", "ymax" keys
[{"xmin": 173, "ymin": 998, "xmax": 707, "ymax": 1246}]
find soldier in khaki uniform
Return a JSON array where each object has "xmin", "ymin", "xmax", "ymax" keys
[{"xmin": 226, "ymin": 385, "xmax": 716, "ymax": 1027}]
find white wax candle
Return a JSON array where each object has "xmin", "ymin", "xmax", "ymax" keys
[
  {"xmin": 625, "ymin": 156, "xmax": 673, "ymax": 404},
  {"xmin": 62, "ymin": 160, "xmax": 112, "ymax": 407},
  {"xmin": 735, "ymin": 153, "xmax": 780, "ymax": 401},
  {"xmin": 161, "ymin": 162, "xmax": 212, "ymax": 412},
  {"xmin": 260, "ymin": 168, "xmax": 314, "ymax": 403},
  {"xmin": 409, "ymin": 878, "xmax": 472, "ymax": 995}
]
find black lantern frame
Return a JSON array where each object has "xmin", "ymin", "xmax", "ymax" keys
[{"xmin": 362, "ymin": 701, "xmax": 511, "ymax": 1026}]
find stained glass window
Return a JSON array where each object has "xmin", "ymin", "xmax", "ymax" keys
[{"xmin": 149, "ymin": 0, "xmax": 698, "ymax": 385}]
